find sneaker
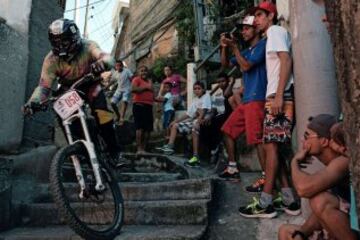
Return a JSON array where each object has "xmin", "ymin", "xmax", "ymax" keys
[
  {"xmin": 109, "ymin": 153, "xmax": 128, "ymax": 168},
  {"xmin": 245, "ymin": 175, "xmax": 265, "ymax": 193},
  {"xmin": 156, "ymin": 144, "xmax": 174, "ymax": 155},
  {"xmin": 238, "ymin": 197, "xmax": 277, "ymax": 219},
  {"xmin": 218, "ymin": 167, "xmax": 240, "ymax": 180},
  {"xmin": 273, "ymin": 195, "xmax": 301, "ymax": 216},
  {"xmin": 184, "ymin": 156, "xmax": 200, "ymax": 168}
]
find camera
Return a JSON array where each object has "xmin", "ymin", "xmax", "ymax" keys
[{"xmin": 224, "ymin": 32, "xmax": 231, "ymax": 38}]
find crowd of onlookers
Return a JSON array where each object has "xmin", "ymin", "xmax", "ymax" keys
[{"xmin": 105, "ymin": 1, "xmax": 359, "ymax": 239}]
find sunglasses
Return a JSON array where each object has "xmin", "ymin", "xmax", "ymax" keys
[{"xmin": 303, "ymin": 131, "xmax": 319, "ymax": 140}]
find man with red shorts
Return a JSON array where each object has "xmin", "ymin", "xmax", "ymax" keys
[{"xmin": 218, "ymin": 15, "xmax": 267, "ymax": 187}]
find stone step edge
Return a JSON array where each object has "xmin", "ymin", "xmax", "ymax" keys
[{"xmin": 0, "ymin": 225, "xmax": 208, "ymax": 240}]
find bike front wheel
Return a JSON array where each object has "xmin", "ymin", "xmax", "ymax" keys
[{"xmin": 49, "ymin": 142, "xmax": 124, "ymax": 240}]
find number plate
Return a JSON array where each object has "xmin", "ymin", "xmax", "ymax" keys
[{"xmin": 53, "ymin": 90, "xmax": 84, "ymax": 119}]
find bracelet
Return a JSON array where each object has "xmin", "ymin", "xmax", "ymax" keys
[{"xmin": 291, "ymin": 230, "xmax": 307, "ymax": 240}]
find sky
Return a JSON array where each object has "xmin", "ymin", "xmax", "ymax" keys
[{"xmin": 64, "ymin": 0, "xmax": 125, "ymax": 53}]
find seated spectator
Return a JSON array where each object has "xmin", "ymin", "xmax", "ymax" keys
[
  {"xmin": 200, "ymin": 73, "xmax": 234, "ymax": 162},
  {"xmin": 157, "ymin": 81, "xmax": 211, "ymax": 167},
  {"xmin": 155, "ymin": 82, "xmax": 175, "ymax": 138},
  {"xmin": 278, "ymin": 114, "xmax": 357, "ymax": 240}
]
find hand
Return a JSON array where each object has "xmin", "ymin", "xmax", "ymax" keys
[
  {"xmin": 91, "ymin": 60, "xmax": 106, "ymax": 74},
  {"xmin": 22, "ymin": 102, "xmax": 34, "ymax": 116},
  {"xmin": 220, "ymin": 33, "xmax": 228, "ymax": 48},
  {"xmin": 229, "ymin": 76, "xmax": 235, "ymax": 85},
  {"xmin": 292, "ymin": 146, "xmax": 312, "ymax": 168},
  {"xmin": 270, "ymin": 96, "xmax": 284, "ymax": 116}
]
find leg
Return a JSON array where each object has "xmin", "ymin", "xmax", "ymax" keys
[
  {"xmin": 310, "ymin": 192, "xmax": 357, "ymax": 240},
  {"xmin": 111, "ymin": 102, "xmax": 120, "ymax": 121},
  {"xmin": 119, "ymin": 101, "xmax": 128, "ymax": 124},
  {"xmin": 263, "ymin": 142, "xmax": 278, "ymax": 194},
  {"xmin": 256, "ymin": 143, "xmax": 266, "ymax": 171},
  {"xmin": 136, "ymin": 129, "xmax": 143, "ymax": 153},
  {"xmin": 192, "ymin": 129, "xmax": 199, "ymax": 157},
  {"xmin": 168, "ymin": 123, "xmax": 179, "ymax": 145},
  {"xmin": 223, "ymin": 133, "xmax": 236, "ymax": 164}
]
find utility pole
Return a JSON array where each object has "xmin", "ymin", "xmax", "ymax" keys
[
  {"xmin": 75, "ymin": 0, "xmax": 81, "ymax": 25},
  {"xmin": 290, "ymin": 0, "xmax": 339, "ymax": 216},
  {"xmin": 83, "ymin": 0, "xmax": 90, "ymax": 38}
]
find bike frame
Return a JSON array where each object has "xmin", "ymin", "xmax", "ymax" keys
[{"xmin": 60, "ymin": 105, "xmax": 105, "ymax": 199}]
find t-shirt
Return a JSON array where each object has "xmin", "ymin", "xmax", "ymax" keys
[
  {"xmin": 29, "ymin": 39, "xmax": 114, "ymax": 103},
  {"xmin": 162, "ymin": 74, "xmax": 182, "ymax": 95},
  {"xmin": 265, "ymin": 25, "xmax": 294, "ymax": 98},
  {"xmin": 132, "ymin": 76, "xmax": 154, "ymax": 105},
  {"xmin": 163, "ymin": 92, "xmax": 174, "ymax": 112},
  {"xmin": 187, "ymin": 93, "xmax": 212, "ymax": 118},
  {"xmin": 111, "ymin": 68, "xmax": 133, "ymax": 92},
  {"xmin": 211, "ymin": 91, "xmax": 232, "ymax": 117},
  {"xmin": 230, "ymin": 38, "xmax": 267, "ymax": 103}
]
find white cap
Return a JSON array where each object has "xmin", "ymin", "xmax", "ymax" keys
[{"xmin": 241, "ymin": 16, "xmax": 255, "ymax": 26}]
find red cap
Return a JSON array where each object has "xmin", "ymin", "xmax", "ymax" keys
[{"xmin": 253, "ymin": 2, "xmax": 277, "ymax": 15}]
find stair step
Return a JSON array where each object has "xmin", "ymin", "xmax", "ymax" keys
[
  {"xmin": 33, "ymin": 178, "xmax": 212, "ymax": 203},
  {"xmin": 117, "ymin": 172, "xmax": 183, "ymax": 182},
  {"xmin": 23, "ymin": 199, "xmax": 209, "ymax": 226},
  {"xmin": 0, "ymin": 225, "xmax": 207, "ymax": 240}
]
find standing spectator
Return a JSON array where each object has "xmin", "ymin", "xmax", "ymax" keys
[
  {"xmin": 110, "ymin": 60, "xmax": 133, "ymax": 125},
  {"xmin": 278, "ymin": 114, "xmax": 357, "ymax": 240},
  {"xmin": 155, "ymin": 82, "xmax": 175, "ymax": 138},
  {"xmin": 157, "ymin": 81, "xmax": 211, "ymax": 167},
  {"xmin": 200, "ymin": 72, "xmax": 234, "ymax": 162},
  {"xmin": 158, "ymin": 65, "xmax": 187, "ymax": 110},
  {"xmin": 238, "ymin": 2, "xmax": 299, "ymax": 218},
  {"xmin": 218, "ymin": 15, "xmax": 267, "ymax": 190},
  {"xmin": 131, "ymin": 65, "xmax": 154, "ymax": 154}
]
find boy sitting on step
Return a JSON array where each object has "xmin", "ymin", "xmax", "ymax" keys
[{"xmin": 157, "ymin": 81, "xmax": 211, "ymax": 168}]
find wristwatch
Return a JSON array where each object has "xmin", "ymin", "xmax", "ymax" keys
[{"xmin": 291, "ymin": 230, "xmax": 307, "ymax": 239}]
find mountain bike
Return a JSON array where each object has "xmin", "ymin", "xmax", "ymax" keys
[{"xmin": 27, "ymin": 74, "xmax": 124, "ymax": 240}]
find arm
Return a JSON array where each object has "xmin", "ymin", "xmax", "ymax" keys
[
  {"xmin": 230, "ymin": 44, "xmax": 253, "ymax": 72},
  {"xmin": 179, "ymin": 75, "xmax": 187, "ymax": 97},
  {"xmin": 28, "ymin": 54, "xmax": 57, "ymax": 103},
  {"xmin": 271, "ymin": 52, "xmax": 292, "ymax": 115},
  {"xmin": 131, "ymin": 78, "xmax": 152, "ymax": 93},
  {"xmin": 220, "ymin": 33, "xmax": 230, "ymax": 69},
  {"xmin": 291, "ymin": 150, "xmax": 350, "ymax": 198},
  {"xmin": 88, "ymin": 40, "xmax": 115, "ymax": 70},
  {"xmin": 223, "ymin": 77, "xmax": 235, "ymax": 98}
]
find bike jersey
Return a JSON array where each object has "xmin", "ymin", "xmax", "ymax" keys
[{"xmin": 29, "ymin": 39, "xmax": 114, "ymax": 103}]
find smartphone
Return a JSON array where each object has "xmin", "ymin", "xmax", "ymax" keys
[{"xmin": 224, "ymin": 32, "xmax": 231, "ymax": 38}]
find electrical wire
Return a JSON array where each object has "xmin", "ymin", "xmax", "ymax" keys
[{"xmin": 65, "ymin": 0, "xmax": 105, "ymax": 12}]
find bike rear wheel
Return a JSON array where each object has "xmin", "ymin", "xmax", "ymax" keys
[{"xmin": 49, "ymin": 142, "xmax": 124, "ymax": 240}]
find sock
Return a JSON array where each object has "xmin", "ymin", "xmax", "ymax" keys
[
  {"xmin": 259, "ymin": 192, "xmax": 273, "ymax": 208},
  {"xmin": 281, "ymin": 188, "xmax": 295, "ymax": 205},
  {"xmin": 229, "ymin": 161, "xmax": 237, "ymax": 167}
]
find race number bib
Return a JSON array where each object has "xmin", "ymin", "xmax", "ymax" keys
[{"xmin": 53, "ymin": 90, "xmax": 84, "ymax": 119}]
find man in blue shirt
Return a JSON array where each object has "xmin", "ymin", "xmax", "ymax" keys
[{"xmin": 219, "ymin": 15, "xmax": 267, "ymax": 192}]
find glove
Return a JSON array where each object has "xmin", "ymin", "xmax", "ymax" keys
[
  {"xmin": 22, "ymin": 102, "xmax": 34, "ymax": 116},
  {"xmin": 91, "ymin": 60, "xmax": 106, "ymax": 75}
]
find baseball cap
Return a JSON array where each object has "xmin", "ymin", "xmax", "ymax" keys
[
  {"xmin": 240, "ymin": 15, "xmax": 256, "ymax": 27},
  {"xmin": 251, "ymin": 2, "xmax": 277, "ymax": 16},
  {"xmin": 307, "ymin": 114, "xmax": 337, "ymax": 139}
]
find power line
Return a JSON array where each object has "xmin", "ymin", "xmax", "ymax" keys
[
  {"xmin": 88, "ymin": 17, "xmax": 114, "ymax": 35},
  {"xmin": 65, "ymin": 0, "xmax": 105, "ymax": 12}
]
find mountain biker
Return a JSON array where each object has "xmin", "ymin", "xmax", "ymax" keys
[{"xmin": 22, "ymin": 18, "xmax": 121, "ymax": 164}]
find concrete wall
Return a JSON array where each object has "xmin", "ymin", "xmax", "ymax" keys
[
  {"xmin": 0, "ymin": 21, "xmax": 29, "ymax": 152},
  {"xmin": 0, "ymin": 0, "xmax": 64, "ymax": 152},
  {"xmin": 0, "ymin": 0, "xmax": 32, "ymax": 34},
  {"xmin": 22, "ymin": 0, "xmax": 64, "ymax": 147}
]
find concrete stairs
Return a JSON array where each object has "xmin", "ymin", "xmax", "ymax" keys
[{"xmin": 0, "ymin": 152, "xmax": 212, "ymax": 240}]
